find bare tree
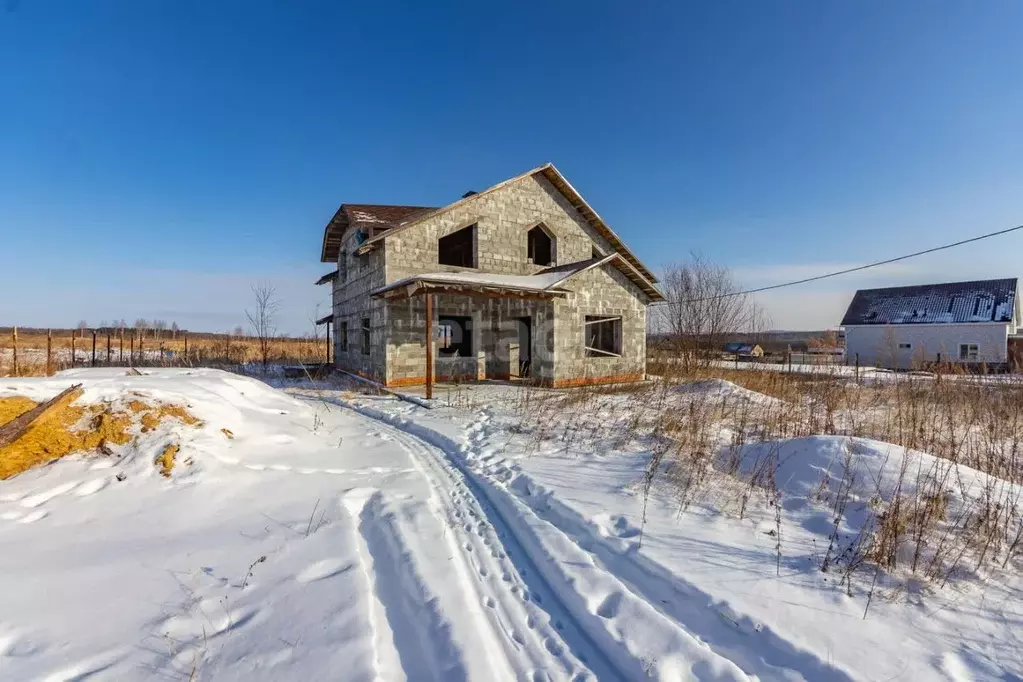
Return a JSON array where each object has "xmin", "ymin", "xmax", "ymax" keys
[
  {"xmin": 77, "ymin": 320, "xmax": 89, "ymax": 332},
  {"xmin": 152, "ymin": 319, "xmax": 167, "ymax": 340},
  {"xmin": 657, "ymin": 252, "xmax": 769, "ymax": 371},
  {"xmin": 232, "ymin": 325, "xmax": 245, "ymax": 338},
  {"xmin": 246, "ymin": 283, "xmax": 279, "ymax": 373},
  {"xmin": 170, "ymin": 321, "xmax": 180, "ymax": 339},
  {"xmin": 309, "ymin": 303, "xmax": 323, "ymax": 341},
  {"xmin": 135, "ymin": 319, "xmax": 149, "ymax": 338}
]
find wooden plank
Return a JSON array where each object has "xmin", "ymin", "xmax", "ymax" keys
[
  {"xmin": 0, "ymin": 384, "xmax": 84, "ymax": 449},
  {"xmin": 425, "ymin": 293, "xmax": 434, "ymax": 400}
]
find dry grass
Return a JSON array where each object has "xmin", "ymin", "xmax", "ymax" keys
[
  {"xmin": 0, "ymin": 394, "xmax": 201, "ymax": 479},
  {"xmin": 501, "ymin": 363, "xmax": 1023, "ymax": 596},
  {"xmin": 0, "ymin": 332, "xmax": 328, "ymax": 377},
  {"xmin": 155, "ymin": 443, "xmax": 179, "ymax": 477}
]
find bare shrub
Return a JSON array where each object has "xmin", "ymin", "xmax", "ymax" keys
[
  {"xmin": 656, "ymin": 253, "xmax": 769, "ymax": 372},
  {"xmin": 246, "ymin": 282, "xmax": 280, "ymax": 374}
]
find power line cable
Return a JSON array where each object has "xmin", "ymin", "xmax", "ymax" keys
[{"xmin": 655, "ymin": 223, "xmax": 1023, "ymax": 305}]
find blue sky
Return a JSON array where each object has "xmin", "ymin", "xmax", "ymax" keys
[{"xmin": 2, "ymin": 2, "xmax": 1022, "ymax": 333}]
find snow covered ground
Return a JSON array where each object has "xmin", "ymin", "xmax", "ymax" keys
[{"xmin": 0, "ymin": 369, "xmax": 1020, "ymax": 680}]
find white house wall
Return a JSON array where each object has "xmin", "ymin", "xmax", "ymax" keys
[{"xmin": 844, "ymin": 323, "xmax": 1009, "ymax": 369}]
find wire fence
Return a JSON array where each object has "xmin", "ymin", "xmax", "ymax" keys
[{"xmin": 0, "ymin": 327, "xmax": 332, "ymax": 377}]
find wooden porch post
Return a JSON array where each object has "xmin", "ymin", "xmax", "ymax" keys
[
  {"xmin": 425, "ymin": 293, "xmax": 434, "ymax": 400},
  {"xmin": 325, "ymin": 321, "xmax": 331, "ymax": 364}
]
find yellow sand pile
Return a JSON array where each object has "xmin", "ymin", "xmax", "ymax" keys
[{"xmin": 0, "ymin": 395, "xmax": 201, "ymax": 480}]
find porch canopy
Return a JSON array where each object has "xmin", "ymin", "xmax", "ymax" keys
[
  {"xmin": 369, "ymin": 253, "xmax": 663, "ymax": 302},
  {"xmin": 371, "ymin": 271, "xmax": 572, "ymax": 301}
]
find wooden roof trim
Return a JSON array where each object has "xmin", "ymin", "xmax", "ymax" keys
[
  {"xmin": 320, "ymin": 205, "xmax": 351, "ymax": 263},
  {"xmin": 545, "ymin": 253, "xmax": 665, "ymax": 303},
  {"xmin": 540, "ymin": 254, "xmax": 619, "ymax": 290},
  {"xmin": 372, "ymin": 277, "xmax": 569, "ymax": 301},
  {"xmin": 538, "ymin": 165, "xmax": 656, "ymax": 283},
  {"xmin": 315, "ymin": 313, "xmax": 334, "ymax": 325}
]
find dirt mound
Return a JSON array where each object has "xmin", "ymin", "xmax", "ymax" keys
[{"xmin": 0, "ymin": 395, "xmax": 200, "ymax": 479}]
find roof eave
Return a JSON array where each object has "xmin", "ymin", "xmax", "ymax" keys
[
  {"xmin": 372, "ymin": 277, "xmax": 568, "ymax": 301},
  {"xmin": 320, "ymin": 205, "xmax": 351, "ymax": 263},
  {"xmin": 538, "ymin": 164, "xmax": 658, "ymax": 284}
]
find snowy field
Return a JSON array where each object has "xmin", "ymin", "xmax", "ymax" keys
[{"xmin": 0, "ymin": 368, "xmax": 1020, "ymax": 680}]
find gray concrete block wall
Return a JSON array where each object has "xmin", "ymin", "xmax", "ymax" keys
[
  {"xmin": 331, "ymin": 228, "xmax": 388, "ymax": 381},
  {"xmin": 383, "ymin": 295, "xmax": 556, "ymax": 385},
  {"xmin": 552, "ymin": 263, "xmax": 647, "ymax": 384},
  {"xmin": 384, "ymin": 174, "xmax": 615, "ymax": 284}
]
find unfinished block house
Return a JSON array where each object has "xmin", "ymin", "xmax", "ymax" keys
[{"xmin": 316, "ymin": 164, "xmax": 664, "ymax": 388}]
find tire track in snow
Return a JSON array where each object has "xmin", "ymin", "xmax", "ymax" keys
[
  {"xmin": 338, "ymin": 403, "xmax": 633, "ymax": 682},
  {"xmin": 345, "ymin": 488, "xmax": 474, "ymax": 682},
  {"xmin": 365, "ymin": 414, "xmax": 595, "ymax": 682}
]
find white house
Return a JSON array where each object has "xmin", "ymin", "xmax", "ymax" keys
[{"xmin": 841, "ymin": 278, "xmax": 1019, "ymax": 369}]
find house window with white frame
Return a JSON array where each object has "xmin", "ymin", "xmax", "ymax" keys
[
  {"xmin": 584, "ymin": 316, "xmax": 621, "ymax": 357},
  {"xmin": 959, "ymin": 343, "xmax": 979, "ymax": 361}
]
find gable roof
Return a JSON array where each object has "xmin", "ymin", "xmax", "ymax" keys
[
  {"xmin": 841, "ymin": 278, "xmax": 1018, "ymax": 326},
  {"xmin": 330, "ymin": 163, "xmax": 657, "ymax": 283},
  {"xmin": 321, "ymin": 204, "xmax": 437, "ymax": 263}
]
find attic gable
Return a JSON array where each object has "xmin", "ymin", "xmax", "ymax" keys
[{"xmin": 346, "ymin": 163, "xmax": 658, "ymax": 284}]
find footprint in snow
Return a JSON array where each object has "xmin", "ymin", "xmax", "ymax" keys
[
  {"xmin": 596, "ymin": 592, "xmax": 624, "ymax": 619},
  {"xmin": 18, "ymin": 511, "xmax": 47, "ymax": 524},
  {"xmin": 21, "ymin": 482, "xmax": 79, "ymax": 508},
  {"xmin": 296, "ymin": 559, "xmax": 355, "ymax": 583},
  {"xmin": 75, "ymin": 478, "xmax": 108, "ymax": 497}
]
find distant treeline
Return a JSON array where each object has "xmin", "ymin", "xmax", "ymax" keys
[{"xmin": 649, "ymin": 329, "xmax": 844, "ymax": 353}]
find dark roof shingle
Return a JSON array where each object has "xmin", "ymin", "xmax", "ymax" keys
[
  {"xmin": 841, "ymin": 278, "xmax": 1018, "ymax": 326},
  {"xmin": 321, "ymin": 204, "xmax": 437, "ymax": 262}
]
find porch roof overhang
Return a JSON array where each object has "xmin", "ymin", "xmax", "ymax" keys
[
  {"xmin": 371, "ymin": 272, "xmax": 571, "ymax": 301},
  {"xmin": 315, "ymin": 270, "xmax": 338, "ymax": 286},
  {"xmin": 315, "ymin": 313, "xmax": 334, "ymax": 325},
  {"xmin": 313, "ymin": 269, "xmax": 337, "ymax": 286}
]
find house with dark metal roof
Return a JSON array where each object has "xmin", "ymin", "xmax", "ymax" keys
[
  {"xmin": 841, "ymin": 278, "xmax": 1020, "ymax": 369},
  {"xmin": 723, "ymin": 342, "xmax": 764, "ymax": 358},
  {"xmin": 315, "ymin": 164, "xmax": 664, "ymax": 391}
]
